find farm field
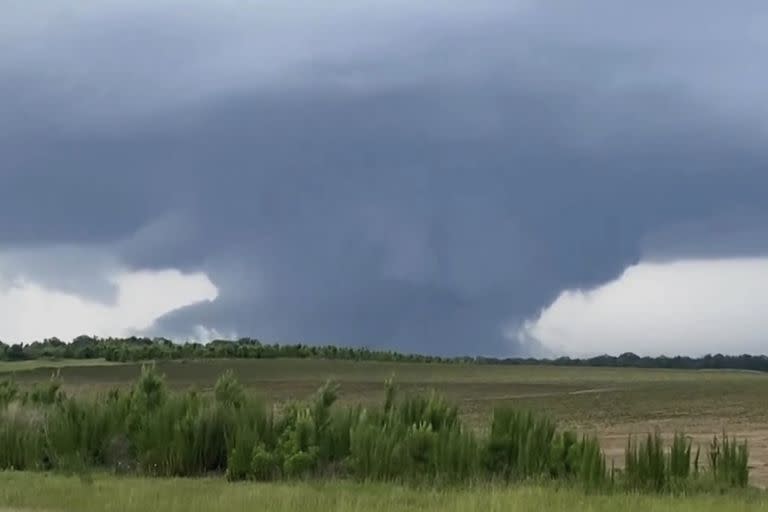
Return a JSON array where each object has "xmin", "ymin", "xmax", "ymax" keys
[
  {"xmin": 1, "ymin": 472, "xmax": 767, "ymax": 512},
  {"xmin": 0, "ymin": 358, "xmax": 118, "ymax": 373},
  {"xmin": 2, "ymin": 358, "xmax": 768, "ymax": 486}
]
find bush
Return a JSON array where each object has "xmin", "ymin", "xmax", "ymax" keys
[
  {"xmin": 669, "ymin": 432, "xmax": 692, "ymax": 481},
  {"xmin": 28, "ymin": 371, "xmax": 65, "ymax": 406},
  {"xmin": 0, "ymin": 379, "xmax": 19, "ymax": 408},
  {"xmin": 0, "ymin": 403, "xmax": 46, "ymax": 470},
  {"xmin": 251, "ymin": 443, "xmax": 279, "ymax": 481},
  {"xmin": 484, "ymin": 408, "xmax": 557, "ymax": 480},
  {"xmin": 710, "ymin": 432, "xmax": 749, "ymax": 488},
  {"xmin": 283, "ymin": 449, "xmax": 318, "ymax": 478},
  {"xmin": 348, "ymin": 420, "xmax": 406, "ymax": 480},
  {"xmin": 624, "ymin": 431, "xmax": 667, "ymax": 491},
  {"xmin": 569, "ymin": 435, "xmax": 606, "ymax": 489},
  {"xmin": 215, "ymin": 370, "xmax": 245, "ymax": 409},
  {"xmin": 132, "ymin": 365, "xmax": 167, "ymax": 412}
]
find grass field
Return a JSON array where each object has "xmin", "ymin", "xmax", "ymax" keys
[
  {"xmin": 2, "ymin": 358, "xmax": 767, "ymax": 487},
  {"xmin": 0, "ymin": 358, "xmax": 117, "ymax": 373},
  {"xmin": 0, "ymin": 472, "xmax": 767, "ymax": 512}
]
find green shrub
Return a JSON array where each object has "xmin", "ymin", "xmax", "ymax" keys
[
  {"xmin": 710, "ymin": 432, "xmax": 749, "ymax": 488},
  {"xmin": 394, "ymin": 392, "xmax": 458, "ymax": 432},
  {"xmin": 132, "ymin": 364, "xmax": 167, "ymax": 412},
  {"xmin": 404, "ymin": 422, "xmax": 437, "ymax": 477},
  {"xmin": 0, "ymin": 403, "xmax": 46, "ymax": 470},
  {"xmin": 283, "ymin": 449, "xmax": 318, "ymax": 478},
  {"xmin": 348, "ymin": 419, "xmax": 406, "ymax": 480},
  {"xmin": 669, "ymin": 433, "xmax": 692, "ymax": 481},
  {"xmin": 214, "ymin": 370, "xmax": 245, "ymax": 409},
  {"xmin": 227, "ymin": 421, "xmax": 259, "ymax": 481},
  {"xmin": 433, "ymin": 425, "xmax": 480, "ymax": 483},
  {"xmin": 618, "ymin": 430, "xmax": 752, "ymax": 492},
  {"xmin": 569, "ymin": 436, "xmax": 606, "ymax": 489},
  {"xmin": 27, "ymin": 372, "xmax": 65, "ymax": 406},
  {"xmin": 0, "ymin": 379, "xmax": 19, "ymax": 408},
  {"xmin": 484, "ymin": 408, "xmax": 557, "ymax": 480},
  {"xmin": 251, "ymin": 443, "xmax": 279, "ymax": 481},
  {"xmin": 624, "ymin": 431, "xmax": 667, "ymax": 491}
]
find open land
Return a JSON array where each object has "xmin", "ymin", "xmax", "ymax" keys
[{"xmin": 1, "ymin": 358, "xmax": 767, "ymax": 510}]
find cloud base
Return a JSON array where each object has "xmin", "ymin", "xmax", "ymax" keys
[{"xmin": 520, "ymin": 258, "xmax": 768, "ymax": 357}]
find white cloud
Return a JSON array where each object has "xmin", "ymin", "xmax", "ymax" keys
[
  {"xmin": 0, "ymin": 269, "xmax": 218, "ymax": 344},
  {"xmin": 191, "ymin": 325, "xmax": 238, "ymax": 344},
  {"xmin": 518, "ymin": 258, "xmax": 768, "ymax": 357}
]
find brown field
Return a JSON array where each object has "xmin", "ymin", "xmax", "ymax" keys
[{"xmin": 3, "ymin": 357, "xmax": 768, "ymax": 486}]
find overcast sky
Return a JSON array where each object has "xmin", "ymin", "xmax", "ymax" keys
[{"xmin": 2, "ymin": 0, "xmax": 768, "ymax": 356}]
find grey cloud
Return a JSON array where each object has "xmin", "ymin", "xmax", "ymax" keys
[
  {"xmin": 0, "ymin": 0, "xmax": 519, "ymax": 132},
  {"xmin": 2, "ymin": 0, "xmax": 768, "ymax": 354},
  {"xmin": 642, "ymin": 212, "xmax": 768, "ymax": 261},
  {"xmin": 0, "ymin": 245, "xmax": 120, "ymax": 304}
]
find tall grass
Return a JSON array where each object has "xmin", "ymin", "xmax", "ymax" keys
[
  {"xmin": 0, "ymin": 367, "xmax": 750, "ymax": 492},
  {"xmin": 709, "ymin": 433, "xmax": 749, "ymax": 488},
  {"xmin": 623, "ymin": 431, "xmax": 749, "ymax": 492}
]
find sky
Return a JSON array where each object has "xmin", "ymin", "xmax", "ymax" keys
[{"xmin": 2, "ymin": 0, "xmax": 768, "ymax": 357}]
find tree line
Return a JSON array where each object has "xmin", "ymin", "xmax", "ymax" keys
[
  {"xmin": 477, "ymin": 352, "xmax": 768, "ymax": 372},
  {"xmin": 1, "ymin": 336, "xmax": 767, "ymax": 373},
  {"xmin": 0, "ymin": 336, "xmax": 460, "ymax": 364}
]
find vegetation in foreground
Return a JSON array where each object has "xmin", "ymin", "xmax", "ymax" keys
[
  {"xmin": 3, "ymin": 335, "xmax": 768, "ymax": 374},
  {"xmin": 0, "ymin": 367, "xmax": 750, "ymax": 493},
  {"xmin": 0, "ymin": 472, "xmax": 766, "ymax": 512}
]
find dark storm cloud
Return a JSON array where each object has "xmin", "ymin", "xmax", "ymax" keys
[{"xmin": 2, "ymin": 0, "xmax": 768, "ymax": 354}]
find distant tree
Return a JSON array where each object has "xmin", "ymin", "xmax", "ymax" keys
[{"xmin": 7, "ymin": 344, "xmax": 26, "ymax": 361}]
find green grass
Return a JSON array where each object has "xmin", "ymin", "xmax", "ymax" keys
[
  {"xmin": 0, "ymin": 472, "xmax": 766, "ymax": 512},
  {"xmin": 0, "ymin": 359, "xmax": 117, "ymax": 373}
]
